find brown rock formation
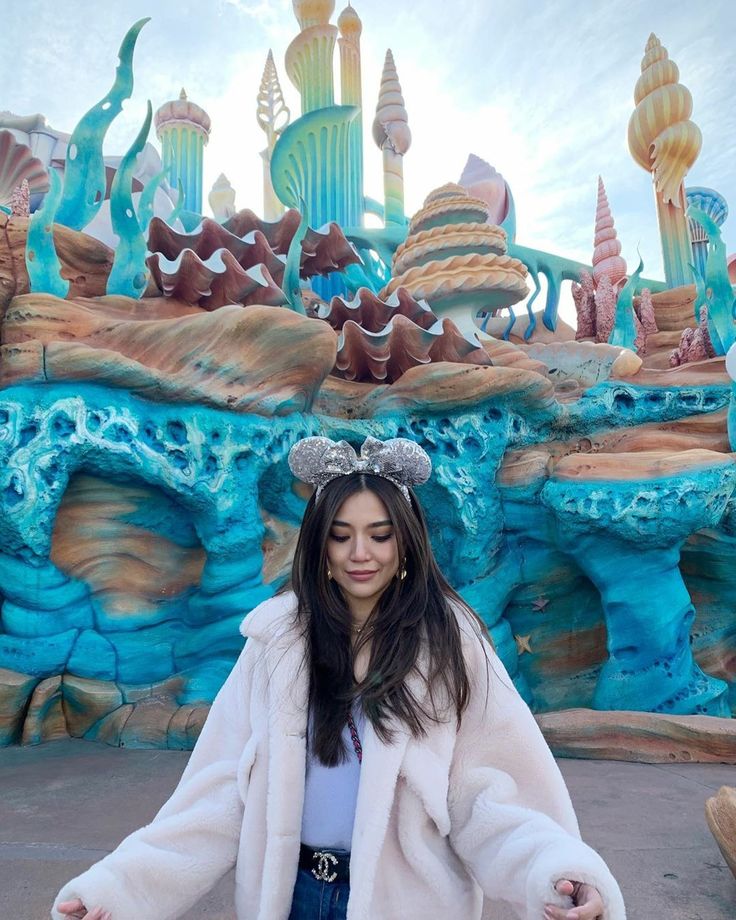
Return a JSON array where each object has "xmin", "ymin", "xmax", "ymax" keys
[
  {"xmin": 537, "ymin": 708, "xmax": 736, "ymax": 763},
  {"xmin": 3, "ymin": 295, "xmax": 337, "ymax": 415}
]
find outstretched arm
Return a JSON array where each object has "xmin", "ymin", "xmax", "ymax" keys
[
  {"xmin": 52, "ymin": 639, "xmax": 260, "ymax": 920},
  {"xmin": 448, "ymin": 627, "xmax": 626, "ymax": 920}
]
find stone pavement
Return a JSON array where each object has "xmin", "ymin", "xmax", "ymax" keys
[{"xmin": 0, "ymin": 739, "xmax": 734, "ymax": 919}]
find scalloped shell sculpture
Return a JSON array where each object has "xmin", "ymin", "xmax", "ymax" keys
[
  {"xmin": 593, "ymin": 177, "xmax": 627, "ymax": 288},
  {"xmin": 146, "ymin": 211, "xmax": 359, "ymax": 308},
  {"xmin": 147, "ymin": 249, "xmax": 287, "ymax": 310},
  {"xmin": 372, "ymin": 49, "xmax": 411, "ymax": 155},
  {"xmin": 686, "ymin": 186, "xmax": 729, "ymax": 243},
  {"xmin": 458, "ymin": 154, "xmax": 510, "ymax": 226},
  {"xmin": 334, "ymin": 315, "xmax": 492, "ymax": 383},
  {"xmin": 318, "ymin": 286, "xmax": 438, "ymax": 333},
  {"xmin": 628, "ymin": 34, "xmax": 701, "ymax": 205},
  {"xmin": 385, "ymin": 184, "xmax": 528, "ymax": 333},
  {"xmin": 222, "ymin": 209, "xmax": 359, "ymax": 277},
  {"xmin": 0, "ymin": 129, "xmax": 49, "ymax": 208},
  {"xmin": 319, "ymin": 286, "xmax": 491, "ymax": 384}
]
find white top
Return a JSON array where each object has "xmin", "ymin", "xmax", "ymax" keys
[{"xmin": 300, "ymin": 703, "xmax": 365, "ymax": 851}]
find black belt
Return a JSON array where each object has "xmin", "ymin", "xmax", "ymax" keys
[{"xmin": 299, "ymin": 843, "xmax": 351, "ymax": 883}]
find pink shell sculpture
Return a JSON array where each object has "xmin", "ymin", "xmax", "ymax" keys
[
  {"xmin": 592, "ymin": 177, "xmax": 627, "ymax": 289},
  {"xmin": 319, "ymin": 286, "xmax": 492, "ymax": 384},
  {"xmin": 0, "ymin": 129, "xmax": 49, "ymax": 209},
  {"xmin": 458, "ymin": 154, "xmax": 510, "ymax": 226}
]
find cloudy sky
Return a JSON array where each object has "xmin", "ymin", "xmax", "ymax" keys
[{"xmin": 3, "ymin": 0, "xmax": 734, "ymax": 323}]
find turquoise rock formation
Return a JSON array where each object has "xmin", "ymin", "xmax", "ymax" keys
[
  {"xmin": 0, "ymin": 372, "xmax": 733, "ymax": 745},
  {"xmin": 25, "ymin": 168, "xmax": 69, "ymax": 298},
  {"xmin": 542, "ymin": 466, "xmax": 735, "ymax": 715},
  {"xmin": 55, "ymin": 18, "xmax": 149, "ymax": 232},
  {"xmin": 106, "ymin": 101, "xmax": 153, "ymax": 298}
]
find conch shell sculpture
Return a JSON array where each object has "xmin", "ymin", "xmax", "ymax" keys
[
  {"xmin": 593, "ymin": 177, "xmax": 627, "ymax": 289},
  {"xmin": 628, "ymin": 33, "xmax": 701, "ymax": 207},
  {"xmin": 373, "ymin": 49, "xmax": 411, "ymax": 226}
]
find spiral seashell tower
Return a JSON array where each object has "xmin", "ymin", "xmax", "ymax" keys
[
  {"xmin": 628, "ymin": 33, "xmax": 702, "ymax": 288},
  {"xmin": 372, "ymin": 49, "xmax": 411, "ymax": 227},
  {"xmin": 592, "ymin": 177, "xmax": 627, "ymax": 289},
  {"xmin": 382, "ymin": 184, "xmax": 528, "ymax": 336}
]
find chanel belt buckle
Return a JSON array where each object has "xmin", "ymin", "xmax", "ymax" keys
[{"xmin": 311, "ymin": 849, "xmax": 339, "ymax": 882}]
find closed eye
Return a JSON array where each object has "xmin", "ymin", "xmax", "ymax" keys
[{"xmin": 328, "ymin": 534, "xmax": 393, "ymax": 542}]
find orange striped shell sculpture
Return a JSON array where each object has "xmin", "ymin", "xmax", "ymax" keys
[{"xmin": 627, "ymin": 33, "xmax": 701, "ymax": 206}]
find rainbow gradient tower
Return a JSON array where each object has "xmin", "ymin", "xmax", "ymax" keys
[
  {"xmin": 270, "ymin": 1, "xmax": 366, "ymax": 296},
  {"xmin": 155, "ymin": 88, "xmax": 211, "ymax": 216}
]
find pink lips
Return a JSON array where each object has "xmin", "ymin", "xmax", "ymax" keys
[{"xmin": 346, "ymin": 570, "xmax": 378, "ymax": 581}]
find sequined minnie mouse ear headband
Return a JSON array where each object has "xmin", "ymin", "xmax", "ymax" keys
[{"xmin": 287, "ymin": 436, "xmax": 432, "ymax": 504}]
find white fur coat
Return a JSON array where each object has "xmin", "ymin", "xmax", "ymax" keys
[{"xmin": 52, "ymin": 591, "xmax": 626, "ymax": 920}]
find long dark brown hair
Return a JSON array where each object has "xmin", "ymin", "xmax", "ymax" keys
[{"xmin": 281, "ymin": 471, "xmax": 489, "ymax": 766}]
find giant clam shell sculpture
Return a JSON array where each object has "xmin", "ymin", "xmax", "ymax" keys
[
  {"xmin": 0, "ymin": 129, "xmax": 49, "ymax": 209},
  {"xmin": 146, "ymin": 210, "xmax": 359, "ymax": 309},
  {"xmin": 317, "ymin": 286, "xmax": 492, "ymax": 384}
]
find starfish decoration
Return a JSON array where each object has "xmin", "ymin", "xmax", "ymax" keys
[
  {"xmin": 532, "ymin": 596, "xmax": 550, "ymax": 613},
  {"xmin": 515, "ymin": 634, "xmax": 533, "ymax": 655}
]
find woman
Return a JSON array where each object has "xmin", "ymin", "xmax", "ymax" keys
[{"xmin": 54, "ymin": 435, "xmax": 626, "ymax": 920}]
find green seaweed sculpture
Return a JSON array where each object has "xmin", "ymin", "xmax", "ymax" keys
[
  {"xmin": 26, "ymin": 169, "xmax": 69, "ymax": 298},
  {"xmin": 55, "ymin": 18, "xmax": 149, "ymax": 231},
  {"xmin": 687, "ymin": 204, "xmax": 736, "ymax": 356},
  {"xmin": 137, "ymin": 165, "xmax": 168, "ymax": 234},
  {"xmin": 106, "ymin": 101, "xmax": 153, "ymax": 298},
  {"xmin": 282, "ymin": 196, "xmax": 308, "ymax": 315},
  {"xmin": 167, "ymin": 178, "xmax": 186, "ymax": 228},
  {"xmin": 609, "ymin": 255, "xmax": 644, "ymax": 351}
]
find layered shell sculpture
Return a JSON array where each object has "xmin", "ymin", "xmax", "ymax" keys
[
  {"xmin": 592, "ymin": 177, "xmax": 627, "ymax": 289},
  {"xmin": 0, "ymin": 129, "xmax": 49, "ymax": 210},
  {"xmin": 317, "ymin": 286, "xmax": 492, "ymax": 384},
  {"xmin": 627, "ymin": 33, "xmax": 701, "ymax": 206},
  {"xmin": 146, "ymin": 209, "xmax": 359, "ymax": 310},
  {"xmin": 382, "ymin": 184, "xmax": 528, "ymax": 334}
]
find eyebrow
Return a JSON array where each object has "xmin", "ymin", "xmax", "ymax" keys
[{"xmin": 331, "ymin": 519, "xmax": 393, "ymax": 528}]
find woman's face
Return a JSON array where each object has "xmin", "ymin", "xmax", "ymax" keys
[{"xmin": 326, "ymin": 489, "xmax": 400, "ymax": 618}]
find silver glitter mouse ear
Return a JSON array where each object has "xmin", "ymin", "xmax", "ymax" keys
[{"xmin": 288, "ymin": 435, "xmax": 432, "ymax": 504}]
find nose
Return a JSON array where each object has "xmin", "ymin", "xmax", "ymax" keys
[{"xmin": 349, "ymin": 535, "xmax": 372, "ymax": 561}]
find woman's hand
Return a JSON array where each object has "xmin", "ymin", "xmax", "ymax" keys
[
  {"xmin": 544, "ymin": 879, "xmax": 604, "ymax": 919},
  {"xmin": 56, "ymin": 899, "xmax": 111, "ymax": 920}
]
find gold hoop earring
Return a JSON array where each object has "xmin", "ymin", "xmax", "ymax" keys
[
  {"xmin": 399, "ymin": 559, "xmax": 407, "ymax": 580},
  {"xmin": 327, "ymin": 567, "xmax": 333, "ymax": 580}
]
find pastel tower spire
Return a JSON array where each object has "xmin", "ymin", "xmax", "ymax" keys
[
  {"xmin": 155, "ymin": 88, "xmax": 211, "ymax": 215},
  {"xmin": 338, "ymin": 3, "xmax": 363, "ymax": 225},
  {"xmin": 628, "ymin": 33, "xmax": 702, "ymax": 287},
  {"xmin": 593, "ymin": 177, "xmax": 627, "ymax": 288},
  {"xmin": 372, "ymin": 49, "xmax": 411, "ymax": 227},
  {"xmin": 286, "ymin": 0, "xmax": 337, "ymax": 113},
  {"xmin": 257, "ymin": 49, "xmax": 291, "ymax": 220}
]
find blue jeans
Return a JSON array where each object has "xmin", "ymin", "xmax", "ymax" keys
[{"xmin": 288, "ymin": 867, "xmax": 350, "ymax": 920}]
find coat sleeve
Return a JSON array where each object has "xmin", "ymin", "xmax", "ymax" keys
[
  {"xmin": 447, "ymin": 626, "xmax": 626, "ymax": 920},
  {"xmin": 51, "ymin": 638, "xmax": 260, "ymax": 920}
]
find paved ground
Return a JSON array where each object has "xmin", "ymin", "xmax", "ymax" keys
[{"xmin": 0, "ymin": 739, "xmax": 734, "ymax": 919}]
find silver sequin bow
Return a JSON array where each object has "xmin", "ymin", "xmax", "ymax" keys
[{"xmin": 288, "ymin": 436, "xmax": 432, "ymax": 504}]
